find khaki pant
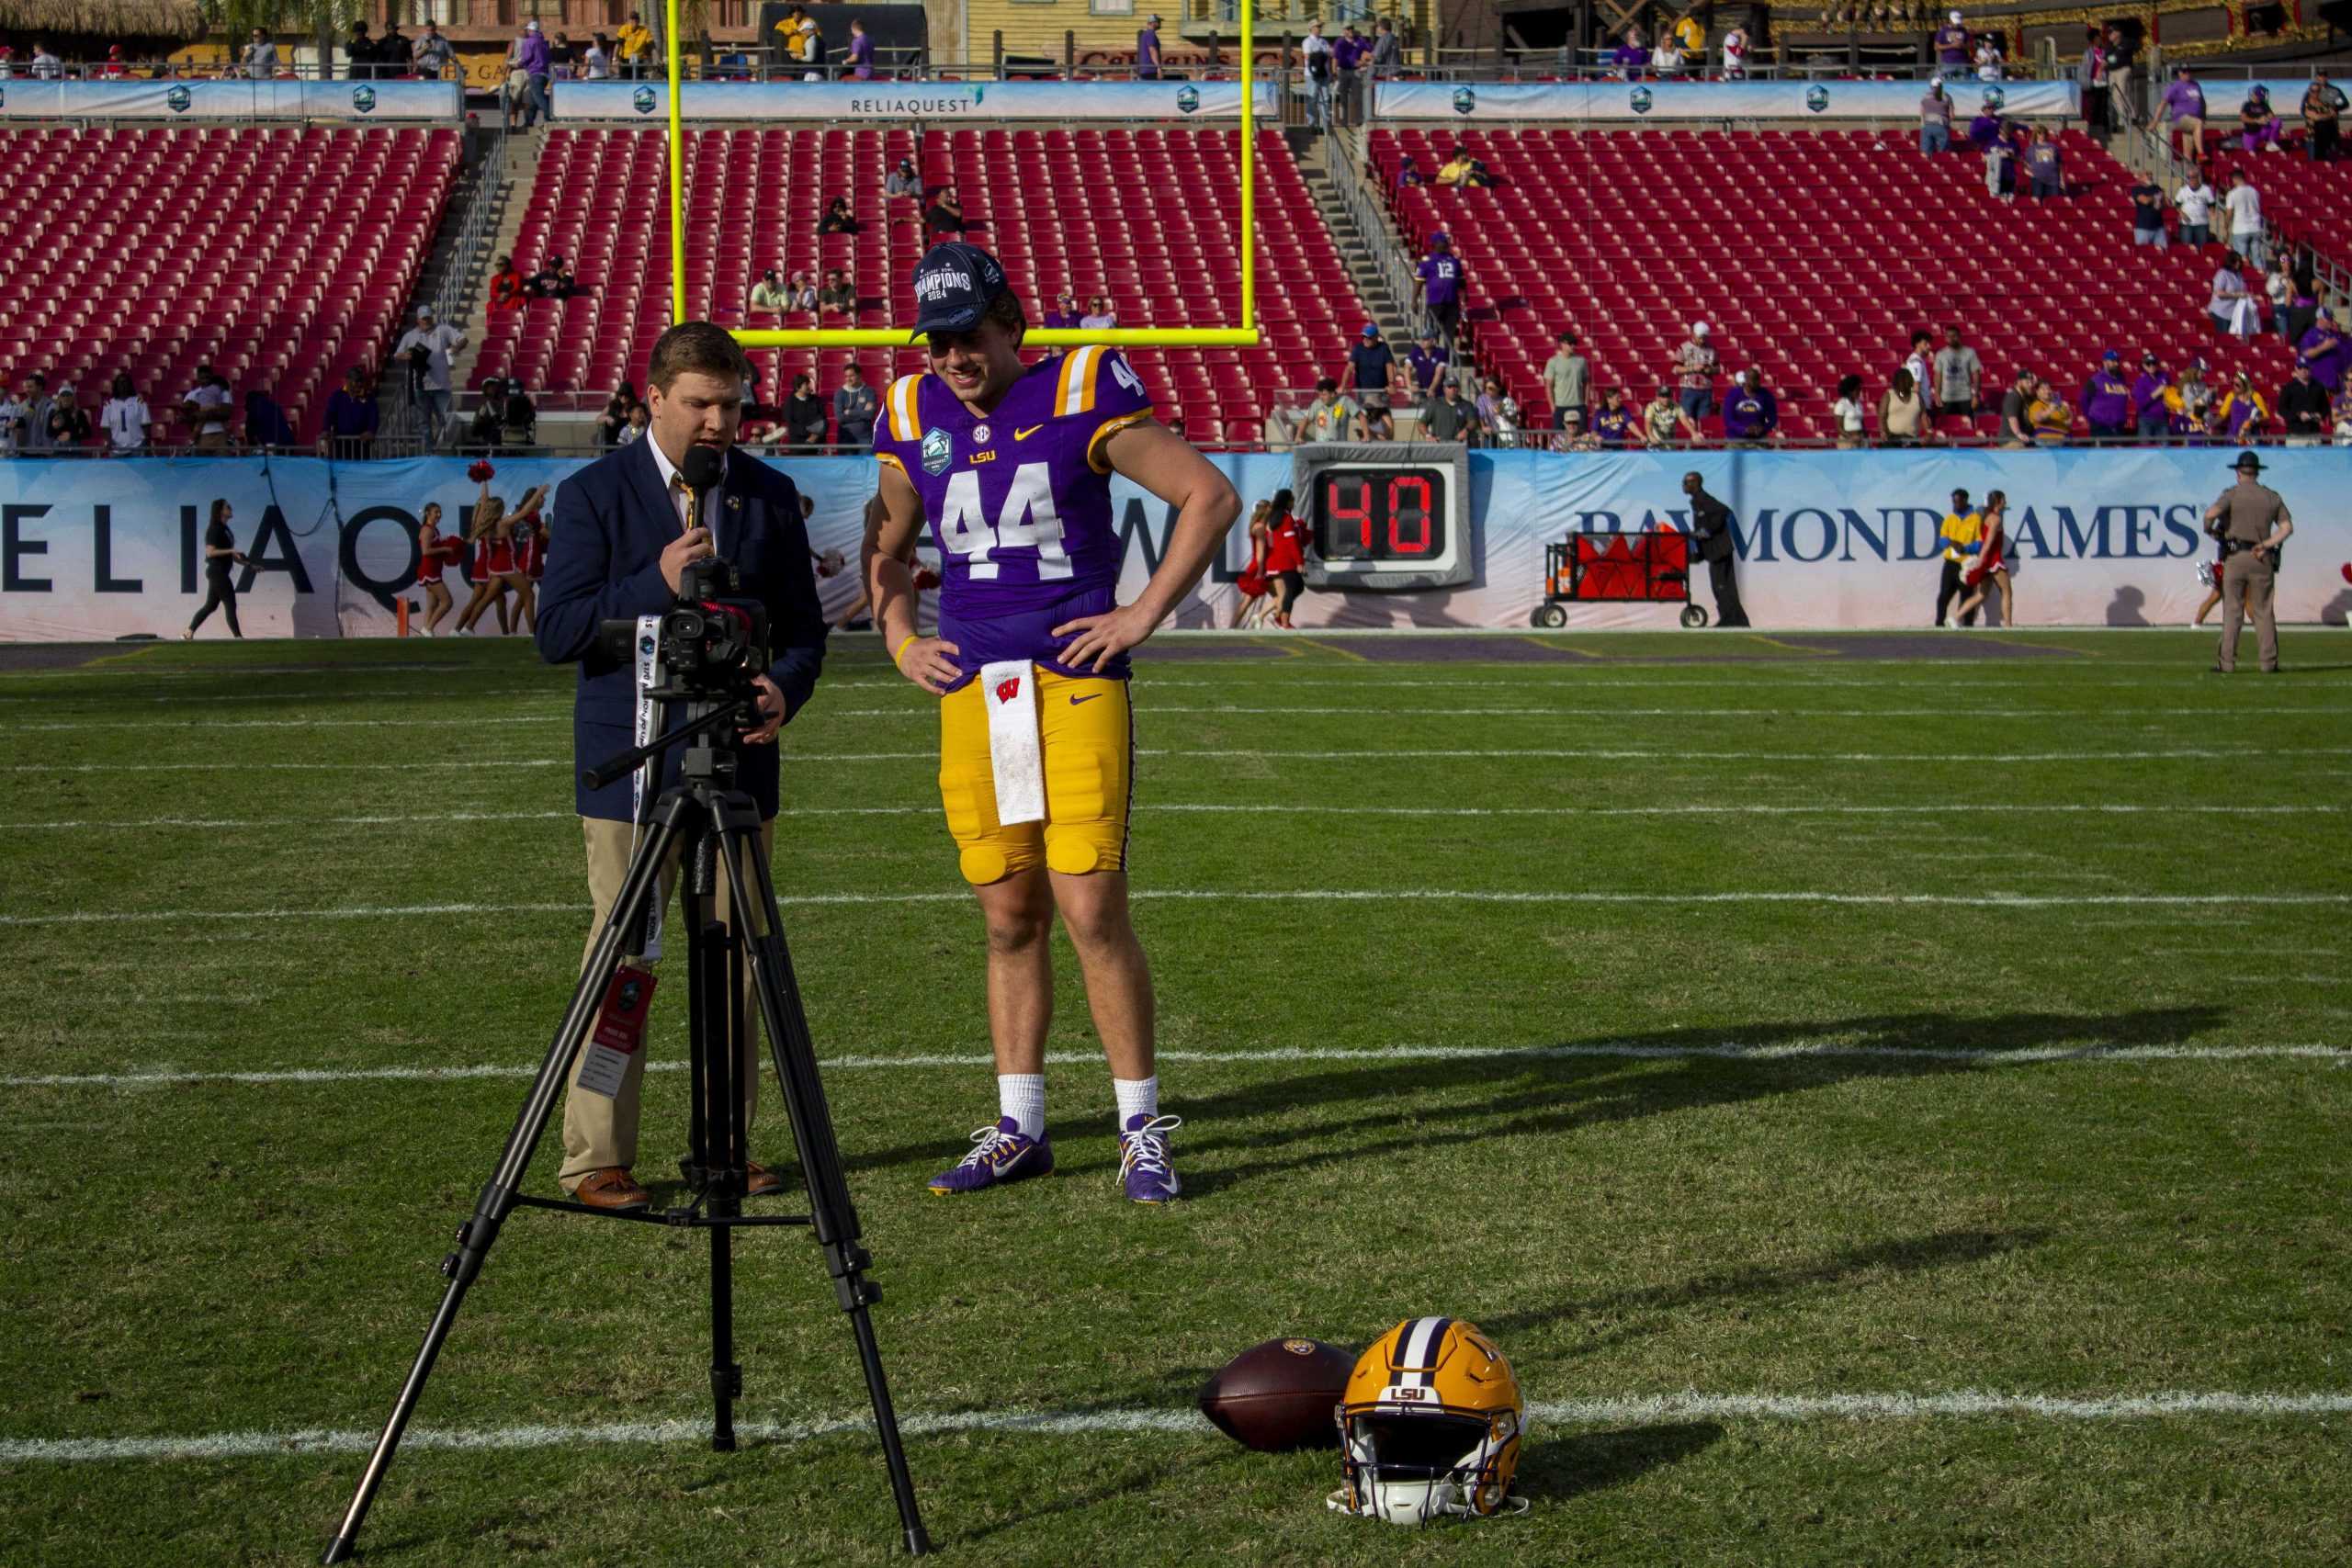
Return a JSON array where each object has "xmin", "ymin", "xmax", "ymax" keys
[
  {"xmin": 558, "ymin": 815, "xmax": 775, "ymax": 1191},
  {"xmin": 2217, "ymin": 550, "xmax": 2278, "ymax": 673}
]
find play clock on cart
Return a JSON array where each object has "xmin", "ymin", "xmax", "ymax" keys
[{"xmin": 1294, "ymin": 443, "xmax": 1475, "ymax": 592}]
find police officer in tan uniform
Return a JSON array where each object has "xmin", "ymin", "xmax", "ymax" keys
[{"xmin": 2202, "ymin": 450, "xmax": 2294, "ymax": 674}]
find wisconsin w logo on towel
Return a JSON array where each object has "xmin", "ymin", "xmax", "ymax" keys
[{"xmin": 994, "ymin": 675, "xmax": 1022, "ymax": 705}]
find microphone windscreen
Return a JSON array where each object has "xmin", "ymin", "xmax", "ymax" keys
[{"xmin": 682, "ymin": 443, "xmax": 724, "ymax": 491}]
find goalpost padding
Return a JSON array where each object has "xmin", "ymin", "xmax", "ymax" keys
[{"xmin": 662, "ymin": 0, "xmax": 1262, "ymax": 348}]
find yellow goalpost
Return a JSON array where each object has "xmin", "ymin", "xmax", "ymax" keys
[{"xmin": 663, "ymin": 0, "xmax": 1262, "ymax": 349}]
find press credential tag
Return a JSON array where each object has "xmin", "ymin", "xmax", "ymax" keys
[{"xmin": 577, "ymin": 965, "xmax": 658, "ymax": 1098}]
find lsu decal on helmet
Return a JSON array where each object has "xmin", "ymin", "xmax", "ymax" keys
[{"xmin": 1330, "ymin": 1316, "xmax": 1526, "ymax": 1525}]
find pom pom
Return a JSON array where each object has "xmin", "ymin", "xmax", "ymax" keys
[{"xmin": 467, "ymin": 460, "xmax": 494, "ymax": 483}]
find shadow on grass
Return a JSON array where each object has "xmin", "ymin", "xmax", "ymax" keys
[{"xmin": 1519, "ymin": 1419, "xmax": 1724, "ymax": 1505}]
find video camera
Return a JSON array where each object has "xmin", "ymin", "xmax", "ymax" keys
[{"xmin": 598, "ymin": 557, "xmax": 772, "ymax": 697}]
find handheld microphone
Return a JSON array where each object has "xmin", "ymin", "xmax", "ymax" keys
[{"xmin": 682, "ymin": 442, "xmax": 724, "ymax": 551}]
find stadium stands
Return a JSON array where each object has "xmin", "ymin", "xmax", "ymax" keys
[
  {"xmin": 0, "ymin": 125, "xmax": 459, "ymax": 443},
  {"xmin": 476, "ymin": 127, "xmax": 1373, "ymax": 443},
  {"xmin": 2198, "ymin": 140, "xmax": 2352, "ymax": 264},
  {"xmin": 1369, "ymin": 127, "xmax": 2300, "ymax": 438}
]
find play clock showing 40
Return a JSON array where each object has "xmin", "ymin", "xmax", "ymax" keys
[{"xmin": 1296, "ymin": 443, "xmax": 1475, "ymax": 592}]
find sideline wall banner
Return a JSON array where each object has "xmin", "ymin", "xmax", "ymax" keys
[
  {"xmin": 0, "ymin": 80, "xmax": 461, "ymax": 121},
  {"xmin": 1373, "ymin": 79, "xmax": 2077, "ymax": 123},
  {"xmin": 0, "ymin": 449, "xmax": 2344, "ymax": 642},
  {"xmin": 551, "ymin": 79, "xmax": 1279, "ymax": 122}
]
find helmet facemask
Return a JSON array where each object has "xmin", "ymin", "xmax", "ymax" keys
[{"xmin": 1337, "ymin": 1404, "xmax": 1521, "ymax": 1524}]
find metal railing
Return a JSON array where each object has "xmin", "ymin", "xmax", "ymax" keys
[
  {"xmin": 430, "ymin": 125, "xmax": 513, "ymax": 333},
  {"xmin": 1322, "ymin": 130, "xmax": 1429, "ymax": 344}
]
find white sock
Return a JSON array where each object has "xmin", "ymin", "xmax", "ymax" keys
[
  {"xmin": 1114, "ymin": 1075, "xmax": 1159, "ymax": 1127},
  {"xmin": 998, "ymin": 1074, "xmax": 1046, "ymax": 1140}
]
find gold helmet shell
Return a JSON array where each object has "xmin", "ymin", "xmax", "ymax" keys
[{"xmin": 1335, "ymin": 1316, "xmax": 1524, "ymax": 1524}]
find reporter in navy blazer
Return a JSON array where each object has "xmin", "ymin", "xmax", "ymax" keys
[{"xmin": 532, "ymin": 321, "xmax": 829, "ymax": 1210}]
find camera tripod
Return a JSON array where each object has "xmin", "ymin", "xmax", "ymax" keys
[{"xmin": 323, "ymin": 691, "xmax": 929, "ymax": 1562}]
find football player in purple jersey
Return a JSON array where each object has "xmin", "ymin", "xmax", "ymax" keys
[{"xmin": 865, "ymin": 243, "xmax": 1239, "ymax": 1203}]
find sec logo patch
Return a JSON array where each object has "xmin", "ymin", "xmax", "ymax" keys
[{"xmin": 921, "ymin": 426, "xmax": 953, "ymax": 475}]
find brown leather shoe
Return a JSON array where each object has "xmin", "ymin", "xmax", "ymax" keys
[
  {"xmin": 745, "ymin": 1161, "xmax": 785, "ymax": 1198},
  {"xmin": 574, "ymin": 1167, "xmax": 650, "ymax": 1212}
]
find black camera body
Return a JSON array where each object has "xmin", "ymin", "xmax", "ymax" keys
[{"xmin": 599, "ymin": 557, "xmax": 771, "ymax": 697}]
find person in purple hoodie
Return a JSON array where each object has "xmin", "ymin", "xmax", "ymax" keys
[
  {"xmin": 513, "ymin": 20, "xmax": 552, "ymax": 129},
  {"xmin": 1332, "ymin": 24, "xmax": 1367, "ymax": 127},
  {"xmin": 1134, "ymin": 14, "xmax": 1162, "ymax": 80},
  {"xmin": 2294, "ymin": 307, "xmax": 2346, "ymax": 395},
  {"xmin": 2159, "ymin": 65, "xmax": 2207, "ymax": 159},
  {"xmin": 2078, "ymin": 349, "xmax": 2133, "ymax": 438},
  {"xmin": 1934, "ymin": 10, "xmax": 1971, "ymax": 67},
  {"xmin": 2130, "ymin": 350, "xmax": 2172, "ymax": 440}
]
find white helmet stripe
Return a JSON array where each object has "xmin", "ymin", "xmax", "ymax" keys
[{"xmin": 1397, "ymin": 1315, "xmax": 1451, "ymax": 1387}]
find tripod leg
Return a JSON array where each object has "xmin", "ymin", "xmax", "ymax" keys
[
  {"xmin": 322, "ymin": 805, "xmax": 690, "ymax": 1565},
  {"xmin": 711, "ymin": 802, "xmax": 931, "ymax": 1556},
  {"xmin": 690, "ymin": 901, "xmax": 742, "ymax": 1453}
]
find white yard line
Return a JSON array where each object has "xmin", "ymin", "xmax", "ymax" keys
[
  {"xmin": 5, "ymin": 889, "xmax": 2349, "ymax": 930},
  {"xmin": 7, "ymin": 1389, "xmax": 2349, "ymax": 1465},
  {"xmin": 9, "ymin": 1040, "xmax": 2346, "ymax": 1090}
]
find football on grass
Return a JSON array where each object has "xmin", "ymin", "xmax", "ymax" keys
[{"xmin": 1198, "ymin": 1337, "xmax": 1354, "ymax": 1452}]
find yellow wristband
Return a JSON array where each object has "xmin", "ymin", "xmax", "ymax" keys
[{"xmin": 893, "ymin": 634, "xmax": 919, "ymax": 669}]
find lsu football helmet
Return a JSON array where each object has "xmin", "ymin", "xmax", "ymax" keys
[{"xmin": 1332, "ymin": 1316, "xmax": 1525, "ymax": 1524}]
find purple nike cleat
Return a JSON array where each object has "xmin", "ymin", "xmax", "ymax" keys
[
  {"xmin": 1117, "ymin": 1113, "xmax": 1182, "ymax": 1204},
  {"xmin": 928, "ymin": 1117, "xmax": 1054, "ymax": 1194}
]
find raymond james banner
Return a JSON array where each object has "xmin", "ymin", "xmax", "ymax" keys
[
  {"xmin": 0, "ymin": 449, "xmax": 2343, "ymax": 641},
  {"xmin": 0, "ymin": 79, "xmax": 461, "ymax": 121},
  {"xmin": 552, "ymin": 79, "xmax": 1279, "ymax": 121},
  {"xmin": 1374, "ymin": 79, "xmax": 2077, "ymax": 122}
]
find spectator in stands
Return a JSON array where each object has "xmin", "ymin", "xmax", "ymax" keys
[
  {"xmin": 240, "ymin": 28, "xmax": 276, "ymax": 78},
  {"xmin": 469, "ymin": 378, "xmax": 536, "ymax": 450},
  {"xmin": 1967, "ymin": 104, "xmax": 2003, "ymax": 155},
  {"xmin": 1302, "ymin": 22, "xmax": 1335, "ymax": 131},
  {"xmin": 1415, "ymin": 233, "xmax": 1464, "ymax": 349},
  {"xmin": 1436, "ymin": 146, "xmax": 1478, "ymax": 187},
  {"xmin": 1879, "ymin": 367, "xmax": 1930, "ymax": 446},
  {"xmin": 2278, "ymin": 361, "xmax": 2328, "ymax": 445},
  {"xmin": 2128, "ymin": 172, "xmax": 2168, "ymax": 245},
  {"xmin": 2079, "ymin": 350, "xmax": 2132, "ymax": 439},
  {"xmin": 322, "ymin": 366, "xmax": 379, "ymax": 459},
  {"xmin": 394, "ymin": 307, "xmax": 464, "ymax": 444},
  {"xmin": 2297, "ymin": 308, "xmax": 2346, "ymax": 396},
  {"xmin": 2077, "ymin": 26, "xmax": 2107, "ymax": 138},
  {"xmin": 1371, "ymin": 18, "xmax": 1403, "ymax": 81},
  {"xmin": 1652, "ymin": 36, "xmax": 1687, "ymax": 76},
  {"xmin": 526, "ymin": 254, "xmax": 576, "ymax": 299},
  {"xmin": 2165, "ymin": 357, "xmax": 2217, "ymax": 437},
  {"xmin": 1973, "ymin": 34, "xmax": 2006, "ymax": 84},
  {"xmin": 100, "ymin": 43, "xmax": 132, "ymax": 80},
  {"xmin": 1543, "ymin": 332, "xmax": 1589, "ymax": 432},
  {"xmin": 414, "ymin": 22, "xmax": 454, "ymax": 80},
  {"xmin": 1900, "ymin": 328, "xmax": 1934, "ymax": 402},
  {"xmin": 750, "ymin": 267, "xmax": 789, "ymax": 318},
  {"xmin": 17, "ymin": 374, "xmax": 51, "ymax": 453},
  {"xmin": 847, "ymin": 17, "xmax": 876, "ymax": 81},
  {"xmin": 489, "ymin": 254, "xmax": 528, "ymax": 313},
  {"xmin": 820, "ymin": 268, "xmax": 856, "ymax": 314},
  {"xmin": 1483, "ymin": 380, "xmax": 1524, "ymax": 446},
  {"xmin": 1720, "ymin": 21, "xmax": 1748, "ymax": 79},
  {"xmin": 2102, "ymin": 24, "xmax": 2137, "ymax": 130},
  {"xmin": 1610, "ymin": 27, "xmax": 1649, "ymax": 80},
  {"xmin": 99, "ymin": 373, "xmax": 153, "ymax": 455},
  {"xmin": 2222, "ymin": 169, "xmax": 2264, "ymax": 268},
  {"xmin": 251, "ymin": 388, "xmax": 297, "ymax": 447},
  {"xmin": 581, "ymin": 32, "xmax": 612, "ymax": 80},
  {"xmin": 180, "ymin": 365, "xmax": 232, "ymax": 451},
  {"xmin": 28, "ymin": 40, "xmax": 58, "ymax": 79},
  {"xmin": 1135, "ymin": 14, "xmax": 1163, "ymax": 80},
  {"xmin": 774, "ymin": 5, "xmax": 820, "ymax": 75},
  {"xmin": 616, "ymin": 11, "xmax": 655, "ymax": 78},
  {"xmin": 885, "ymin": 158, "xmax": 921, "ymax": 199},
  {"xmin": 0, "ymin": 385, "xmax": 23, "ymax": 456},
  {"xmin": 1673, "ymin": 12, "xmax": 1704, "ymax": 62},
  {"xmin": 2025, "ymin": 128, "xmax": 2064, "ymax": 198},
  {"xmin": 1343, "ymin": 322, "xmax": 1397, "ymax": 422},
  {"xmin": 1997, "ymin": 367, "xmax": 2037, "ymax": 446},
  {"xmin": 1919, "ymin": 78, "xmax": 1954, "ymax": 156},
  {"xmin": 1984, "ymin": 122, "xmax": 2018, "ymax": 201},
  {"xmin": 833, "ymin": 364, "xmax": 878, "ymax": 447},
  {"xmin": 2174, "ymin": 165, "xmax": 2217, "ymax": 246},
  {"xmin": 2027, "ymin": 377, "xmax": 2074, "ymax": 444},
  {"xmin": 1303, "ymin": 378, "xmax": 1365, "ymax": 442},
  {"xmin": 512, "ymin": 21, "xmax": 553, "ymax": 129},
  {"xmin": 379, "ymin": 21, "xmax": 412, "ymax": 77},
  {"xmin": 1406, "ymin": 331, "xmax": 1449, "ymax": 402},
  {"xmin": 594, "ymin": 382, "xmax": 636, "ymax": 448},
  {"xmin": 1722, "ymin": 368, "xmax": 1780, "ymax": 446},
  {"xmin": 1421, "ymin": 376, "xmax": 1480, "ymax": 445},
  {"xmin": 1644, "ymin": 383, "xmax": 1698, "ymax": 446},
  {"xmin": 2301, "ymin": 73, "xmax": 2345, "ymax": 163},
  {"xmin": 618, "ymin": 401, "xmax": 650, "ymax": 445},
  {"xmin": 2132, "ymin": 351, "xmax": 2171, "ymax": 440},
  {"xmin": 820, "ymin": 196, "xmax": 862, "ymax": 235},
  {"xmin": 1080, "ymin": 295, "xmax": 1119, "ymax": 331},
  {"xmin": 345, "ymin": 19, "xmax": 377, "ymax": 80},
  {"xmin": 2264, "ymin": 251, "xmax": 2300, "ymax": 337},
  {"xmin": 1831, "ymin": 373, "xmax": 1867, "ymax": 448},
  {"xmin": 1932, "ymin": 326, "xmax": 1983, "ymax": 429},
  {"xmin": 45, "ymin": 384, "xmax": 90, "ymax": 448},
  {"xmin": 788, "ymin": 270, "xmax": 819, "ymax": 311},
  {"xmin": 2209, "ymin": 253, "xmax": 2258, "ymax": 339},
  {"xmin": 1554, "ymin": 407, "xmax": 1600, "ymax": 452},
  {"xmin": 1044, "ymin": 290, "xmax": 1081, "ymax": 331},
  {"xmin": 1933, "ymin": 11, "xmax": 1970, "ymax": 70},
  {"xmin": 921, "ymin": 186, "xmax": 961, "ymax": 235},
  {"xmin": 1676, "ymin": 321, "xmax": 1716, "ymax": 423},
  {"xmin": 1590, "ymin": 386, "xmax": 1637, "ymax": 446},
  {"xmin": 784, "ymin": 373, "xmax": 827, "ymax": 445},
  {"xmin": 1360, "ymin": 400, "xmax": 1393, "ymax": 442},
  {"xmin": 1338, "ymin": 26, "xmax": 1371, "ymax": 126},
  {"xmin": 2219, "ymin": 370, "xmax": 2269, "ymax": 441},
  {"xmin": 2233, "ymin": 85, "xmax": 2281, "ymax": 153}
]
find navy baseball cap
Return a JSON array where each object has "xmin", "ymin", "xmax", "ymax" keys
[{"xmin": 910, "ymin": 242, "xmax": 1009, "ymax": 337}]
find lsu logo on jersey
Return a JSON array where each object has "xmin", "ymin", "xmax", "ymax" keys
[{"xmin": 994, "ymin": 674, "xmax": 1022, "ymax": 705}]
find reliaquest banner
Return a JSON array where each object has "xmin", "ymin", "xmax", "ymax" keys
[
  {"xmin": 1374, "ymin": 79, "xmax": 2076, "ymax": 122},
  {"xmin": 0, "ymin": 448, "xmax": 2344, "ymax": 641},
  {"xmin": 552, "ymin": 79, "xmax": 1279, "ymax": 122},
  {"xmin": 0, "ymin": 79, "xmax": 460, "ymax": 121}
]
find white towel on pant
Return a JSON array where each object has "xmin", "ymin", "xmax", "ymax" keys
[{"xmin": 979, "ymin": 659, "xmax": 1046, "ymax": 826}]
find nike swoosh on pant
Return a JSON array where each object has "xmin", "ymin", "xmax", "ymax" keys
[{"xmin": 1070, "ymin": 694, "xmax": 1102, "ymax": 705}]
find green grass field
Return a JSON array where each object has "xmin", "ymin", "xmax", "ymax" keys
[{"xmin": 3, "ymin": 628, "xmax": 2349, "ymax": 1566}]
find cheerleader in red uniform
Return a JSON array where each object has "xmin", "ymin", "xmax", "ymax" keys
[
  {"xmin": 1234, "ymin": 499, "xmax": 1274, "ymax": 629},
  {"xmin": 1262, "ymin": 487, "xmax": 1309, "ymax": 629},
  {"xmin": 456, "ymin": 471, "xmax": 548, "ymax": 635},
  {"xmin": 413, "ymin": 502, "xmax": 466, "ymax": 636},
  {"xmin": 1954, "ymin": 488, "xmax": 2014, "ymax": 626},
  {"xmin": 505, "ymin": 509, "xmax": 547, "ymax": 635}
]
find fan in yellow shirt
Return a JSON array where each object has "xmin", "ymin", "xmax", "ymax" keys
[
  {"xmin": 774, "ymin": 3, "xmax": 820, "ymax": 68},
  {"xmin": 2026, "ymin": 377, "xmax": 2075, "ymax": 446},
  {"xmin": 1936, "ymin": 488, "xmax": 1983, "ymax": 626},
  {"xmin": 1675, "ymin": 14, "xmax": 1705, "ymax": 57},
  {"xmin": 616, "ymin": 16, "xmax": 654, "ymax": 70}
]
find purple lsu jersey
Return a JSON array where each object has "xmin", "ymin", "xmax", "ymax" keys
[{"xmin": 875, "ymin": 345, "xmax": 1155, "ymax": 691}]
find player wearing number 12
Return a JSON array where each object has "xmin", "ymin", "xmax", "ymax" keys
[{"xmin": 865, "ymin": 243, "xmax": 1241, "ymax": 1204}]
